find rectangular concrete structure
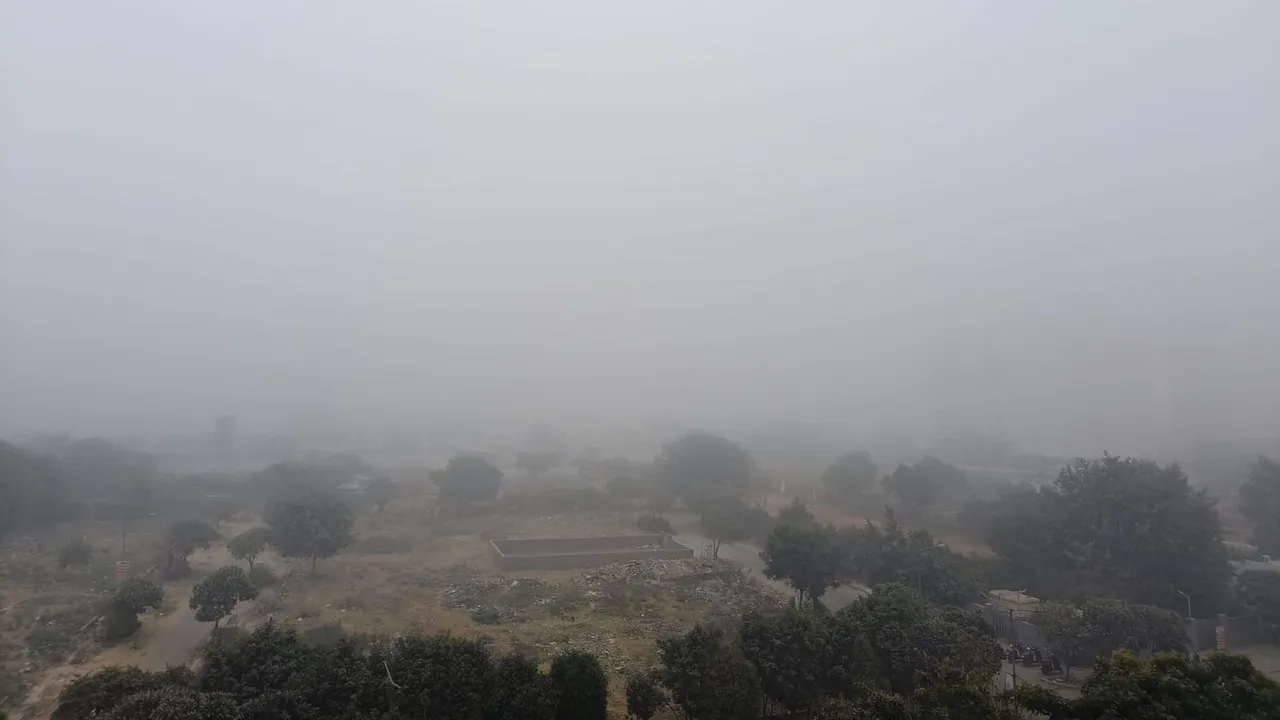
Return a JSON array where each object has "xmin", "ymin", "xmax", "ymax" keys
[{"xmin": 490, "ymin": 533, "xmax": 694, "ymax": 571}]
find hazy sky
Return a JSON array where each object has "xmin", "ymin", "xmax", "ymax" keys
[{"xmin": 3, "ymin": 2, "xmax": 1278, "ymax": 454}]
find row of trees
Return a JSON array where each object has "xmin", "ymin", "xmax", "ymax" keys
[
  {"xmin": 1035, "ymin": 598, "xmax": 1187, "ymax": 678},
  {"xmin": 56, "ymin": 587, "xmax": 1280, "ymax": 720},
  {"xmin": 634, "ymin": 584, "xmax": 1004, "ymax": 719},
  {"xmin": 759, "ymin": 501, "xmax": 980, "ymax": 607},
  {"xmin": 54, "ymin": 622, "xmax": 608, "ymax": 720}
]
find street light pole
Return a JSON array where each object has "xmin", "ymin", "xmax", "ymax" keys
[{"xmin": 1176, "ymin": 589, "xmax": 1193, "ymax": 660}]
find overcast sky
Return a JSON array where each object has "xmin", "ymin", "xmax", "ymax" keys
[{"xmin": 2, "ymin": 2, "xmax": 1277, "ymax": 454}]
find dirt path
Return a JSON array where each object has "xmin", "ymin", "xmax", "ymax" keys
[
  {"xmin": 17, "ymin": 536, "xmax": 255, "ymax": 718},
  {"xmin": 670, "ymin": 513, "xmax": 869, "ymax": 610}
]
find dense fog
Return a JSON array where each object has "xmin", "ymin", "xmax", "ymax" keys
[{"xmin": 3, "ymin": 2, "xmax": 1278, "ymax": 457}]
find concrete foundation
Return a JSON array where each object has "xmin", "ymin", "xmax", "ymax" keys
[{"xmin": 490, "ymin": 533, "xmax": 694, "ymax": 571}]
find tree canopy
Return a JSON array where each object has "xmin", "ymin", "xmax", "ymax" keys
[
  {"xmin": 190, "ymin": 565, "xmax": 259, "ymax": 629},
  {"xmin": 227, "ymin": 527, "xmax": 268, "ymax": 570},
  {"xmin": 835, "ymin": 510, "xmax": 980, "ymax": 606},
  {"xmin": 549, "ymin": 650, "xmax": 608, "ymax": 720},
  {"xmin": 101, "ymin": 578, "xmax": 164, "ymax": 641},
  {"xmin": 822, "ymin": 451, "xmax": 879, "ymax": 503},
  {"xmin": 881, "ymin": 456, "xmax": 965, "ymax": 511},
  {"xmin": 702, "ymin": 500, "xmax": 751, "ymax": 559},
  {"xmin": 1240, "ymin": 455, "xmax": 1280, "ymax": 556},
  {"xmin": 162, "ymin": 520, "xmax": 221, "ymax": 578},
  {"xmin": 1019, "ymin": 651, "xmax": 1280, "ymax": 720},
  {"xmin": 656, "ymin": 432, "xmax": 752, "ymax": 517},
  {"xmin": 432, "ymin": 455, "xmax": 504, "ymax": 504},
  {"xmin": 760, "ymin": 508, "xmax": 840, "ymax": 606},
  {"xmin": 0, "ymin": 440, "xmax": 70, "ymax": 540},
  {"xmin": 987, "ymin": 454, "xmax": 1231, "ymax": 612},
  {"xmin": 264, "ymin": 493, "xmax": 354, "ymax": 570}
]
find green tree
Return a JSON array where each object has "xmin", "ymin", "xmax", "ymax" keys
[
  {"xmin": 989, "ymin": 455, "xmax": 1232, "ymax": 612},
  {"xmin": 53, "ymin": 666, "xmax": 191, "ymax": 720},
  {"xmin": 1036, "ymin": 601, "xmax": 1089, "ymax": 679},
  {"xmin": 739, "ymin": 609, "xmax": 831, "ymax": 716},
  {"xmin": 657, "ymin": 624, "xmax": 761, "ymax": 720},
  {"xmin": 550, "ymin": 650, "xmax": 608, "ymax": 720},
  {"xmin": 226, "ymin": 527, "xmax": 268, "ymax": 570},
  {"xmin": 57, "ymin": 538, "xmax": 94, "ymax": 570},
  {"xmin": 378, "ymin": 631, "xmax": 494, "ymax": 719},
  {"xmin": 624, "ymin": 670, "xmax": 666, "ymax": 720},
  {"xmin": 702, "ymin": 501, "xmax": 750, "ymax": 559},
  {"xmin": 432, "ymin": 455, "xmax": 504, "ymax": 505},
  {"xmin": 828, "ymin": 584, "xmax": 1001, "ymax": 696},
  {"xmin": 0, "ymin": 440, "xmax": 68, "ymax": 541},
  {"xmin": 189, "ymin": 566, "xmax": 259, "ymax": 629},
  {"xmin": 822, "ymin": 451, "xmax": 879, "ymax": 505},
  {"xmin": 1018, "ymin": 650, "xmax": 1280, "ymax": 720},
  {"xmin": 836, "ymin": 509, "xmax": 981, "ymax": 606},
  {"xmin": 656, "ymin": 432, "xmax": 752, "ymax": 519},
  {"xmin": 162, "ymin": 520, "xmax": 221, "ymax": 579},
  {"xmin": 487, "ymin": 654, "xmax": 557, "ymax": 720},
  {"xmin": 264, "ymin": 493, "xmax": 354, "ymax": 571},
  {"xmin": 761, "ymin": 515, "xmax": 840, "ymax": 607},
  {"xmin": 1239, "ymin": 569, "xmax": 1280, "ymax": 634},
  {"xmin": 1240, "ymin": 456, "xmax": 1280, "ymax": 556},
  {"xmin": 103, "ymin": 686, "xmax": 242, "ymax": 720},
  {"xmin": 881, "ymin": 457, "xmax": 964, "ymax": 512},
  {"xmin": 101, "ymin": 578, "xmax": 164, "ymax": 641}
]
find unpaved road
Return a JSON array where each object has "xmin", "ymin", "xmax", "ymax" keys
[
  {"xmin": 670, "ymin": 512, "xmax": 869, "ymax": 610},
  {"xmin": 17, "ymin": 536, "xmax": 260, "ymax": 718}
]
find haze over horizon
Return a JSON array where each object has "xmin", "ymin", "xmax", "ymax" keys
[{"xmin": 3, "ymin": 3, "xmax": 1278, "ymax": 457}]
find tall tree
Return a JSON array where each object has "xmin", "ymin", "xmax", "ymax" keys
[
  {"xmin": 162, "ymin": 520, "xmax": 221, "ymax": 578},
  {"xmin": 101, "ymin": 578, "xmax": 164, "ymax": 641},
  {"xmin": 624, "ymin": 671, "xmax": 666, "ymax": 720},
  {"xmin": 822, "ymin": 451, "xmax": 879, "ymax": 505},
  {"xmin": 227, "ymin": 527, "xmax": 268, "ymax": 570},
  {"xmin": 550, "ymin": 650, "xmax": 608, "ymax": 720},
  {"xmin": 1238, "ymin": 570, "xmax": 1280, "ymax": 636},
  {"xmin": 264, "ymin": 493, "xmax": 354, "ymax": 571},
  {"xmin": 828, "ymin": 584, "xmax": 1001, "ymax": 696},
  {"xmin": 881, "ymin": 456, "xmax": 964, "ymax": 511},
  {"xmin": 0, "ymin": 440, "xmax": 68, "ymax": 540},
  {"xmin": 657, "ymin": 624, "xmax": 761, "ymax": 720},
  {"xmin": 487, "ymin": 654, "xmax": 557, "ymax": 720},
  {"xmin": 761, "ymin": 515, "xmax": 840, "ymax": 607},
  {"xmin": 1036, "ymin": 601, "xmax": 1089, "ymax": 679},
  {"xmin": 1240, "ymin": 456, "xmax": 1280, "ymax": 556},
  {"xmin": 989, "ymin": 455, "xmax": 1232, "ymax": 612},
  {"xmin": 656, "ymin": 432, "xmax": 752, "ymax": 518},
  {"xmin": 432, "ymin": 456, "xmax": 504, "ymax": 505},
  {"xmin": 190, "ymin": 566, "xmax": 259, "ymax": 629},
  {"xmin": 702, "ymin": 501, "xmax": 750, "ymax": 559},
  {"xmin": 738, "ymin": 609, "xmax": 832, "ymax": 717},
  {"xmin": 377, "ymin": 632, "xmax": 494, "ymax": 720}
]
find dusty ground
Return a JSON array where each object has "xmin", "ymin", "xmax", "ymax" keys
[{"xmin": 3, "ymin": 519, "xmax": 262, "ymax": 719}]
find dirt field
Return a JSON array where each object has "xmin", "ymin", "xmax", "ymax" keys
[{"xmin": 4, "ymin": 488, "xmax": 991, "ymax": 719}]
